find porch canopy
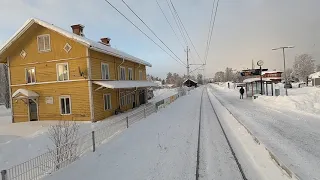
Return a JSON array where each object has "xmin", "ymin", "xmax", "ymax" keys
[
  {"xmin": 12, "ymin": 89, "xmax": 39, "ymax": 99},
  {"xmin": 93, "ymin": 81, "xmax": 157, "ymax": 90}
]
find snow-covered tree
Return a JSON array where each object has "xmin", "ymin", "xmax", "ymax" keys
[
  {"xmin": 224, "ymin": 67, "xmax": 234, "ymax": 82},
  {"xmin": 282, "ymin": 68, "xmax": 294, "ymax": 82},
  {"xmin": 0, "ymin": 64, "xmax": 10, "ymax": 108},
  {"xmin": 316, "ymin": 64, "xmax": 320, "ymax": 72},
  {"xmin": 214, "ymin": 71, "xmax": 225, "ymax": 82},
  {"xmin": 293, "ymin": 54, "xmax": 315, "ymax": 82}
]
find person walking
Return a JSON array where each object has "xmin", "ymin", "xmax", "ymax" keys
[{"xmin": 239, "ymin": 87, "xmax": 245, "ymax": 99}]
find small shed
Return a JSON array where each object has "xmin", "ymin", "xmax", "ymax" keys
[{"xmin": 183, "ymin": 79, "xmax": 198, "ymax": 87}]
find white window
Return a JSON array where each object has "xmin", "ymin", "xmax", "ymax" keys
[
  {"xmin": 25, "ymin": 67, "xmax": 36, "ymax": 84},
  {"xmin": 60, "ymin": 96, "xmax": 71, "ymax": 115},
  {"xmin": 128, "ymin": 68, "xmax": 133, "ymax": 80},
  {"xmin": 37, "ymin": 34, "xmax": 51, "ymax": 52},
  {"xmin": 139, "ymin": 70, "xmax": 143, "ymax": 80},
  {"xmin": 56, "ymin": 63, "xmax": 69, "ymax": 81},
  {"xmin": 101, "ymin": 63, "xmax": 110, "ymax": 80},
  {"xmin": 127, "ymin": 92, "xmax": 131, "ymax": 104},
  {"xmin": 120, "ymin": 92, "xmax": 126, "ymax": 107},
  {"xmin": 120, "ymin": 67, "xmax": 126, "ymax": 80},
  {"xmin": 104, "ymin": 94, "xmax": 112, "ymax": 110}
]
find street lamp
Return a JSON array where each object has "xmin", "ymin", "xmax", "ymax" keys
[{"xmin": 272, "ymin": 46, "xmax": 295, "ymax": 96}]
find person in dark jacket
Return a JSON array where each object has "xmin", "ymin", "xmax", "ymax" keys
[{"xmin": 239, "ymin": 87, "xmax": 245, "ymax": 99}]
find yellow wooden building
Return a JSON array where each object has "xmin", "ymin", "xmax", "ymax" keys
[{"xmin": 0, "ymin": 18, "xmax": 155, "ymax": 123}]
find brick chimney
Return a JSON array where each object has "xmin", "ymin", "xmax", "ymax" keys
[
  {"xmin": 71, "ymin": 24, "xmax": 85, "ymax": 36},
  {"xmin": 100, "ymin": 37, "xmax": 111, "ymax": 46}
]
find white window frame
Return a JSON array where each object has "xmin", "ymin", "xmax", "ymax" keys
[
  {"xmin": 120, "ymin": 66, "xmax": 126, "ymax": 80},
  {"xmin": 103, "ymin": 94, "xmax": 112, "ymax": 110},
  {"xmin": 139, "ymin": 70, "xmax": 143, "ymax": 80},
  {"xmin": 59, "ymin": 95, "xmax": 72, "ymax": 115},
  {"xmin": 128, "ymin": 68, "xmax": 133, "ymax": 80},
  {"xmin": 37, "ymin": 34, "xmax": 51, "ymax": 52},
  {"xmin": 101, "ymin": 63, "xmax": 110, "ymax": 80},
  {"xmin": 56, "ymin": 63, "xmax": 70, "ymax": 81},
  {"xmin": 25, "ymin": 67, "xmax": 36, "ymax": 84},
  {"xmin": 120, "ymin": 92, "xmax": 126, "ymax": 107}
]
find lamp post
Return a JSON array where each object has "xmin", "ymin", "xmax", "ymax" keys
[
  {"xmin": 257, "ymin": 60, "xmax": 264, "ymax": 95},
  {"xmin": 272, "ymin": 46, "xmax": 295, "ymax": 96}
]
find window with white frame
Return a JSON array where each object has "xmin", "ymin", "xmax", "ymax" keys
[
  {"xmin": 60, "ymin": 96, "xmax": 71, "ymax": 115},
  {"xmin": 128, "ymin": 68, "xmax": 133, "ymax": 80},
  {"xmin": 101, "ymin": 63, "xmax": 110, "ymax": 80},
  {"xmin": 120, "ymin": 67, "xmax": 126, "ymax": 80},
  {"xmin": 37, "ymin": 34, "xmax": 51, "ymax": 52},
  {"xmin": 120, "ymin": 92, "xmax": 126, "ymax": 107},
  {"xmin": 25, "ymin": 67, "xmax": 36, "ymax": 84},
  {"xmin": 127, "ymin": 92, "xmax": 131, "ymax": 104},
  {"xmin": 139, "ymin": 70, "xmax": 143, "ymax": 80},
  {"xmin": 104, "ymin": 94, "xmax": 112, "ymax": 110},
  {"xmin": 57, "ymin": 63, "xmax": 69, "ymax": 81}
]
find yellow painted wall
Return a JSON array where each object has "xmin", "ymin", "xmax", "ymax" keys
[
  {"xmin": 8, "ymin": 23, "xmax": 88, "ymax": 85},
  {"xmin": 90, "ymin": 50, "xmax": 146, "ymax": 80},
  {"xmin": 11, "ymin": 81, "xmax": 90, "ymax": 122}
]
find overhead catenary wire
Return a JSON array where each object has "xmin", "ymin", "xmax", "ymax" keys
[
  {"xmin": 103, "ymin": 0, "xmax": 187, "ymax": 67},
  {"xmin": 165, "ymin": 0, "xmax": 189, "ymax": 47},
  {"xmin": 121, "ymin": 0, "xmax": 186, "ymax": 66},
  {"xmin": 169, "ymin": 0, "xmax": 204, "ymax": 64},
  {"xmin": 155, "ymin": 0, "xmax": 185, "ymax": 50},
  {"xmin": 204, "ymin": 0, "xmax": 221, "ymax": 64},
  {"xmin": 204, "ymin": 0, "xmax": 216, "ymax": 64}
]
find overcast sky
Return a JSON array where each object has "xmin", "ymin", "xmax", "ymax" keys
[{"xmin": 0, "ymin": 0, "xmax": 319, "ymax": 78}]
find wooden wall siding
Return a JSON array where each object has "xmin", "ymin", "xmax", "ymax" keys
[
  {"xmin": 89, "ymin": 50, "xmax": 146, "ymax": 80},
  {"xmin": 11, "ymin": 81, "xmax": 90, "ymax": 122},
  {"xmin": 7, "ymin": 23, "xmax": 88, "ymax": 85},
  {"xmin": 10, "ymin": 58, "xmax": 88, "ymax": 85},
  {"xmin": 92, "ymin": 83, "xmax": 119, "ymax": 121}
]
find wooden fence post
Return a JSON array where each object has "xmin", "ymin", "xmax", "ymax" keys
[
  {"xmin": 92, "ymin": 131, "xmax": 96, "ymax": 152},
  {"xmin": 1, "ymin": 170, "xmax": 7, "ymax": 180},
  {"xmin": 126, "ymin": 116, "xmax": 129, "ymax": 128},
  {"xmin": 144, "ymin": 106, "xmax": 146, "ymax": 118}
]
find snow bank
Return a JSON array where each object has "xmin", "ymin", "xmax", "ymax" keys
[
  {"xmin": 207, "ymin": 88, "xmax": 299, "ymax": 180},
  {"xmin": 255, "ymin": 87, "xmax": 320, "ymax": 115},
  {"xmin": 149, "ymin": 88, "xmax": 178, "ymax": 103},
  {"xmin": 0, "ymin": 106, "xmax": 11, "ymax": 125},
  {"xmin": 210, "ymin": 82, "xmax": 238, "ymax": 92}
]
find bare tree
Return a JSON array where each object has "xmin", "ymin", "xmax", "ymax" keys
[
  {"xmin": 293, "ymin": 54, "xmax": 315, "ymax": 82},
  {"xmin": 48, "ymin": 121, "xmax": 80, "ymax": 170},
  {"xmin": 224, "ymin": 67, "xmax": 234, "ymax": 82}
]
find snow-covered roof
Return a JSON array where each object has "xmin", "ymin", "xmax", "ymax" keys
[
  {"xmin": 243, "ymin": 77, "xmax": 274, "ymax": 83},
  {"xmin": 309, "ymin": 71, "xmax": 320, "ymax": 79},
  {"xmin": 261, "ymin": 70, "xmax": 283, "ymax": 75},
  {"xmin": 183, "ymin": 79, "xmax": 197, "ymax": 84},
  {"xmin": 93, "ymin": 81, "xmax": 157, "ymax": 89},
  {"xmin": 12, "ymin": 89, "xmax": 39, "ymax": 98},
  {"xmin": 0, "ymin": 18, "xmax": 152, "ymax": 67}
]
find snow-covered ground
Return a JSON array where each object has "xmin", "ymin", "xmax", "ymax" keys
[
  {"xmin": 45, "ymin": 88, "xmax": 202, "ymax": 180},
  {"xmin": 149, "ymin": 88, "xmax": 178, "ymax": 103},
  {"xmin": 210, "ymin": 83, "xmax": 320, "ymax": 180}
]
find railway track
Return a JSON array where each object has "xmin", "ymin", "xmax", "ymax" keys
[{"xmin": 195, "ymin": 86, "xmax": 247, "ymax": 180}]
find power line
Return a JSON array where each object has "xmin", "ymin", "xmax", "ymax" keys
[
  {"xmin": 165, "ymin": 0, "xmax": 188, "ymax": 47},
  {"xmin": 204, "ymin": 0, "xmax": 220, "ymax": 63},
  {"xmin": 103, "ymin": 0, "xmax": 186, "ymax": 67},
  {"xmin": 155, "ymin": 0, "xmax": 185, "ymax": 49},
  {"xmin": 169, "ymin": 0, "xmax": 204, "ymax": 64},
  {"xmin": 121, "ymin": 0, "xmax": 186, "ymax": 66},
  {"xmin": 204, "ymin": 0, "xmax": 216, "ymax": 64}
]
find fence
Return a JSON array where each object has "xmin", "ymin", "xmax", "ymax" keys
[{"xmin": 1, "ymin": 89, "xmax": 187, "ymax": 180}]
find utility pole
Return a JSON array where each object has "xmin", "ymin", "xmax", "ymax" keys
[
  {"xmin": 272, "ymin": 46, "xmax": 295, "ymax": 96},
  {"xmin": 186, "ymin": 46, "xmax": 190, "ymax": 78}
]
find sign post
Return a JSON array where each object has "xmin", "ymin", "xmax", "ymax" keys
[{"xmin": 257, "ymin": 60, "xmax": 264, "ymax": 95}]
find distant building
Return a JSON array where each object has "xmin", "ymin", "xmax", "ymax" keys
[
  {"xmin": 309, "ymin": 71, "xmax": 320, "ymax": 86},
  {"xmin": 183, "ymin": 79, "xmax": 197, "ymax": 87}
]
